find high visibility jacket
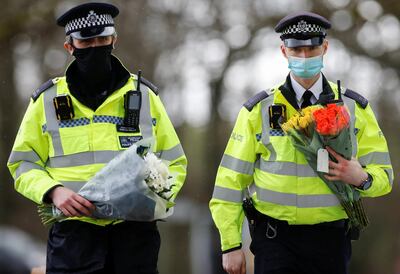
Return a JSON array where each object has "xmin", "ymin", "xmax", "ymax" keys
[
  {"xmin": 209, "ymin": 76, "xmax": 393, "ymax": 252},
  {"xmin": 8, "ymin": 66, "xmax": 187, "ymax": 226}
]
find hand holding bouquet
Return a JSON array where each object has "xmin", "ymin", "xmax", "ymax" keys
[
  {"xmin": 38, "ymin": 138, "xmax": 175, "ymax": 226},
  {"xmin": 281, "ymin": 103, "xmax": 369, "ymax": 232}
]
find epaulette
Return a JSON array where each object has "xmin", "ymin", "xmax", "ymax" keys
[
  {"xmin": 140, "ymin": 77, "xmax": 159, "ymax": 95},
  {"xmin": 343, "ymin": 89, "xmax": 368, "ymax": 109},
  {"xmin": 243, "ymin": 90, "xmax": 270, "ymax": 111},
  {"xmin": 32, "ymin": 79, "xmax": 54, "ymax": 102}
]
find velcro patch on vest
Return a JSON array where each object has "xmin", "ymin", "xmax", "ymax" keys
[{"xmin": 119, "ymin": 136, "xmax": 143, "ymax": 148}]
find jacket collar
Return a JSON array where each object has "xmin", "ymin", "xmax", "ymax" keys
[{"xmin": 279, "ymin": 73, "xmax": 335, "ymax": 110}]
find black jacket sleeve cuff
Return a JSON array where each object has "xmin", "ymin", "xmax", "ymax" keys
[{"xmin": 222, "ymin": 244, "xmax": 242, "ymax": 254}]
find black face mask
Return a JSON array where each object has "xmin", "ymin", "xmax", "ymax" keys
[{"xmin": 72, "ymin": 44, "xmax": 113, "ymax": 94}]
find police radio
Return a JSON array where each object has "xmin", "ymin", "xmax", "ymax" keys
[
  {"xmin": 117, "ymin": 70, "xmax": 142, "ymax": 132},
  {"xmin": 319, "ymin": 80, "xmax": 343, "ymax": 105}
]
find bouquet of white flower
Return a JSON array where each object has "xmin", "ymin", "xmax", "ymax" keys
[{"xmin": 38, "ymin": 138, "xmax": 175, "ymax": 226}]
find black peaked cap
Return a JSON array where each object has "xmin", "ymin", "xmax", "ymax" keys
[
  {"xmin": 57, "ymin": 2, "xmax": 119, "ymax": 27},
  {"xmin": 274, "ymin": 11, "xmax": 331, "ymax": 33}
]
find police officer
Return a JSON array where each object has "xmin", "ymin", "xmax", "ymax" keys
[
  {"xmin": 209, "ymin": 11, "xmax": 393, "ymax": 274},
  {"xmin": 8, "ymin": 2, "xmax": 187, "ymax": 274}
]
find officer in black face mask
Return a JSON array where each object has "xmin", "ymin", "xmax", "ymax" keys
[
  {"xmin": 58, "ymin": 2, "xmax": 128, "ymax": 110},
  {"xmin": 7, "ymin": 2, "xmax": 188, "ymax": 274}
]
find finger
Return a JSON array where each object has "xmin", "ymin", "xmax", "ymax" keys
[
  {"xmin": 328, "ymin": 160, "xmax": 340, "ymax": 169},
  {"xmin": 229, "ymin": 265, "xmax": 239, "ymax": 274},
  {"xmin": 75, "ymin": 199, "xmax": 95, "ymax": 216},
  {"xmin": 326, "ymin": 147, "xmax": 342, "ymax": 162},
  {"xmin": 327, "ymin": 169, "xmax": 337, "ymax": 177},
  {"xmin": 65, "ymin": 204, "xmax": 81, "ymax": 217},
  {"xmin": 324, "ymin": 174, "xmax": 340, "ymax": 181},
  {"xmin": 74, "ymin": 194, "xmax": 96, "ymax": 211},
  {"xmin": 60, "ymin": 206, "xmax": 74, "ymax": 217},
  {"xmin": 70, "ymin": 198, "xmax": 92, "ymax": 216}
]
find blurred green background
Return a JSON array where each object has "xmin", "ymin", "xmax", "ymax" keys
[{"xmin": 0, "ymin": 0, "xmax": 399, "ymax": 273}]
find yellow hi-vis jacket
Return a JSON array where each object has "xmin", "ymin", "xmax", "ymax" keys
[
  {"xmin": 8, "ymin": 71, "xmax": 187, "ymax": 226},
  {"xmin": 209, "ymin": 77, "xmax": 393, "ymax": 252}
]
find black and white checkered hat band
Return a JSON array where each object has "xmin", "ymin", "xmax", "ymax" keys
[
  {"xmin": 65, "ymin": 13, "xmax": 114, "ymax": 34},
  {"xmin": 282, "ymin": 20, "xmax": 325, "ymax": 35}
]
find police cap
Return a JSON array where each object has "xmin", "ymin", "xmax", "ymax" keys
[
  {"xmin": 275, "ymin": 11, "xmax": 331, "ymax": 48},
  {"xmin": 57, "ymin": 2, "xmax": 119, "ymax": 40}
]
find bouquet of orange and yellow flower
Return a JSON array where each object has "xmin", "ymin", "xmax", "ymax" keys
[{"xmin": 281, "ymin": 103, "xmax": 369, "ymax": 233}]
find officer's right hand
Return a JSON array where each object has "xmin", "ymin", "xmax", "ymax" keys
[
  {"xmin": 222, "ymin": 249, "xmax": 246, "ymax": 274},
  {"xmin": 49, "ymin": 186, "xmax": 95, "ymax": 217}
]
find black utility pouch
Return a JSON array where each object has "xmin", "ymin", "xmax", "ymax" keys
[
  {"xmin": 242, "ymin": 197, "xmax": 258, "ymax": 238},
  {"xmin": 347, "ymin": 226, "xmax": 360, "ymax": 241}
]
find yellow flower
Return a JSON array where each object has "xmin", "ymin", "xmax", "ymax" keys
[
  {"xmin": 282, "ymin": 115, "xmax": 299, "ymax": 132},
  {"xmin": 298, "ymin": 116, "xmax": 310, "ymax": 128},
  {"xmin": 281, "ymin": 122, "xmax": 289, "ymax": 132}
]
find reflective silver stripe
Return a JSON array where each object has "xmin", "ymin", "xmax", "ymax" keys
[
  {"xmin": 8, "ymin": 151, "xmax": 41, "ymax": 164},
  {"xmin": 16, "ymin": 162, "xmax": 45, "ymax": 178},
  {"xmin": 265, "ymin": 143, "xmax": 277, "ymax": 161},
  {"xmin": 47, "ymin": 150, "xmax": 121, "ymax": 168},
  {"xmin": 256, "ymin": 158, "xmax": 317, "ymax": 177},
  {"xmin": 212, "ymin": 185, "xmax": 244, "ymax": 203},
  {"xmin": 384, "ymin": 168, "xmax": 393, "ymax": 186},
  {"xmin": 255, "ymin": 185, "xmax": 340, "ymax": 208},
  {"xmin": 61, "ymin": 181, "xmax": 86, "ymax": 192},
  {"xmin": 157, "ymin": 144, "xmax": 185, "ymax": 161},
  {"xmin": 359, "ymin": 152, "xmax": 391, "ymax": 166},
  {"xmin": 140, "ymin": 87, "xmax": 153, "ymax": 139},
  {"xmin": 343, "ymin": 95, "xmax": 357, "ymax": 157},
  {"xmin": 260, "ymin": 96, "xmax": 278, "ymax": 160},
  {"xmin": 220, "ymin": 154, "xmax": 254, "ymax": 175},
  {"xmin": 44, "ymin": 84, "xmax": 64, "ymax": 156}
]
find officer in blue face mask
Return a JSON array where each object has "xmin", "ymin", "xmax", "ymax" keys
[{"xmin": 210, "ymin": 10, "xmax": 393, "ymax": 274}]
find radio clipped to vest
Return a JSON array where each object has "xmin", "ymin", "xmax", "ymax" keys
[
  {"xmin": 53, "ymin": 94, "xmax": 74, "ymax": 121},
  {"xmin": 117, "ymin": 70, "xmax": 143, "ymax": 133}
]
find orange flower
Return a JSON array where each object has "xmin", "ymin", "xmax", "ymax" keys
[{"xmin": 312, "ymin": 104, "xmax": 350, "ymax": 136}]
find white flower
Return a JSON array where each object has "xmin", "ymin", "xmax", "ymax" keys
[{"xmin": 144, "ymin": 153, "xmax": 173, "ymax": 199}]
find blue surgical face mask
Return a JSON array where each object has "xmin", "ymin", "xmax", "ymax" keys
[{"xmin": 288, "ymin": 55, "xmax": 324, "ymax": 78}]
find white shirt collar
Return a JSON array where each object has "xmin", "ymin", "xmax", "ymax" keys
[{"xmin": 290, "ymin": 73, "xmax": 323, "ymax": 106}]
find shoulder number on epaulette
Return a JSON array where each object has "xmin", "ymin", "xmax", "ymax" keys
[
  {"xmin": 32, "ymin": 79, "xmax": 54, "ymax": 101},
  {"xmin": 343, "ymin": 89, "xmax": 368, "ymax": 109},
  {"xmin": 244, "ymin": 90, "xmax": 270, "ymax": 111}
]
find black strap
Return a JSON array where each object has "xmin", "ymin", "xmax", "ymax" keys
[
  {"xmin": 32, "ymin": 79, "xmax": 54, "ymax": 101},
  {"xmin": 343, "ymin": 89, "xmax": 368, "ymax": 109},
  {"xmin": 243, "ymin": 90, "xmax": 269, "ymax": 111}
]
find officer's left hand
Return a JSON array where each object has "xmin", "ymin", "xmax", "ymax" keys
[{"xmin": 324, "ymin": 147, "xmax": 368, "ymax": 187}]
